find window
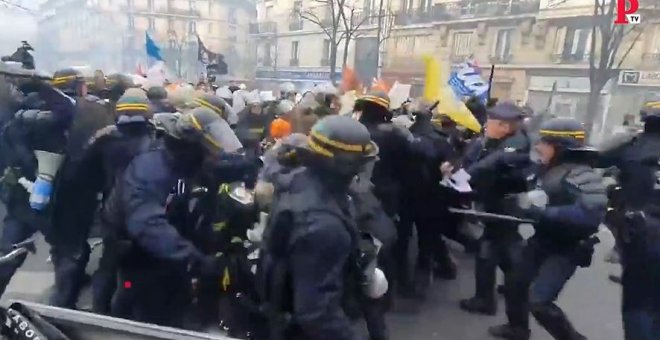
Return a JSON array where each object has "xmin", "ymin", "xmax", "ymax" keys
[
  {"xmin": 189, "ymin": 0, "xmax": 196, "ymax": 11},
  {"xmin": 148, "ymin": 18, "xmax": 155, "ymax": 30},
  {"xmin": 168, "ymin": 19, "xmax": 174, "ymax": 31},
  {"xmin": 291, "ymin": 41, "xmax": 299, "ymax": 62},
  {"xmin": 128, "ymin": 14, "xmax": 135, "ymax": 28},
  {"xmin": 492, "ymin": 29, "xmax": 513, "ymax": 60},
  {"xmin": 452, "ymin": 31, "xmax": 473, "ymax": 58},
  {"xmin": 294, "ymin": 0, "xmax": 302, "ymax": 11},
  {"xmin": 208, "ymin": 23, "xmax": 213, "ymax": 34},
  {"xmin": 127, "ymin": 0, "xmax": 133, "ymax": 8},
  {"xmin": 562, "ymin": 28, "xmax": 591, "ymax": 61},
  {"xmin": 263, "ymin": 42, "xmax": 272, "ymax": 66},
  {"xmin": 189, "ymin": 21, "xmax": 196, "ymax": 33},
  {"xmin": 148, "ymin": 0, "xmax": 154, "ymax": 10},
  {"xmin": 653, "ymin": 24, "xmax": 660, "ymax": 53}
]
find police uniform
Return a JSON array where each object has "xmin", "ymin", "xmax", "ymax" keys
[
  {"xmin": 108, "ymin": 108, "xmax": 235, "ymax": 326},
  {"xmin": 47, "ymin": 68, "xmax": 118, "ymax": 307},
  {"xmin": 407, "ymin": 104, "xmax": 459, "ymax": 286},
  {"xmin": 490, "ymin": 118, "xmax": 607, "ymax": 340},
  {"xmin": 460, "ymin": 102, "xmax": 531, "ymax": 316},
  {"xmin": 598, "ymin": 103, "xmax": 660, "ymax": 340},
  {"xmin": 58, "ymin": 94, "xmax": 157, "ymax": 314},
  {"xmin": 257, "ymin": 115, "xmax": 379, "ymax": 340}
]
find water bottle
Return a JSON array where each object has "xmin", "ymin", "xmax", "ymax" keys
[{"xmin": 30, "ymin": 175, "xmax": 53, "ymax": 210}]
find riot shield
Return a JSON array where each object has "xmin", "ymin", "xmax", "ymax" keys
[{"xmin": 10, "ymin": 301, "xmax": 236, "ymax": 340}]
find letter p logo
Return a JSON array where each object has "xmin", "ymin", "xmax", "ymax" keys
[{"xmin": 615, "ymin": 0, "xmax": 640, "ymax": 25}]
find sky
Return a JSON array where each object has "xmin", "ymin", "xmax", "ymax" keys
[{"xmin": 0, "ymin": 0, "xmax": 39, "ymax": 55}]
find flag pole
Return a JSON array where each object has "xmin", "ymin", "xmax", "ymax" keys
[{"xmin": 487, "ymin": 64, "xmax": 495, "ymax": 101}]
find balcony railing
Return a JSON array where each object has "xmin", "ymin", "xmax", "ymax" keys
[
  {"xmin": 551, "ymin": 52, "xmax": 589, "ymax": 64},
  {"xmin": 290, "ymin": 58, "xmax": 299, "ymax": 66},
  {"xmin": 249, "ymin": 22, "xmax": 277, "ymax": 34},
  {"xmin": 161, "ymin": 7, "xmax": 201, "ymax": 17},
  {"xmin": 489, "ymin": 54, "xmax": 513, "ymax": 64},
  {"xmin": 447, "ymin": 0, "xmax": 540, "ymax": 19},
  {"xmin": 450, "ymin": 54, "xmax": 473, "ymax": 63}
]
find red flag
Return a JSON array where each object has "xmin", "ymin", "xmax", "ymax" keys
[
  {"xmin": 341, "ymin": 67, "xmax": 362, "ymax": 93},
  {"xmin": 371, "ymin": 78, "xmax": 391, "ymax": 93}
]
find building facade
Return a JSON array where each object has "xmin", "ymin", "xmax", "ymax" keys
[
  {"xmin": 250, "ymin": 0, "xmax": 386, "ymax": 87},
  {"xmin": 37, "ymin": 0, "xmax": 255, "ymax": 79}
]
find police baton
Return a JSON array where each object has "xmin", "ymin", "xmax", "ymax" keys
[{"xmin": 448, "ymin": 207, "xmax": 534, "ymax": 224}]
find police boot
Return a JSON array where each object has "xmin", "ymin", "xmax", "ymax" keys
[
  {"xmin": 459, "ymin": 297, "xmax": 497, "ymax": 316},
  {"xmin": 531, "ymin": 303, "xmax": 586, "ymax": 340},
  {"xmin": 488, "ymin": 324, "xmax": 531, "ymax": 340},
  {"xmin": 433, "ymin": 240, "xmax": 457, "ymax": 280},
  {"xmin": 460, "ymin": 256, "xmax": 497, "ymax": 315}
]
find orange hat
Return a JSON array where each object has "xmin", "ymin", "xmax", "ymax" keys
[{"xmin": 270, "ymin": 118, "xmax": 292, "ymax": 139}]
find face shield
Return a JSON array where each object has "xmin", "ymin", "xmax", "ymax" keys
[{"xmin": 194, "ymin": 116, "xmax": 244, "ymax": 154}]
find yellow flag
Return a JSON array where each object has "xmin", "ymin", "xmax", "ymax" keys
[{"xmin": 422, "ymin": 56, "xmax": 482, "ymax": 133}]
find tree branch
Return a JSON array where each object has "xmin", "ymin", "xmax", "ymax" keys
[
  {"xmin": 615, "ymin": 26, "xmax": 643, "ymax": 69},
  {"xmin": 298, "ymin": 8, "xmax": 333, "ymax": 39}
]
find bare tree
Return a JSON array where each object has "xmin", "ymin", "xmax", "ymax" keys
[
  {"xmin": 298, "ymin": 0, "xmax": 372, "ymax": 82},
  {"xmin": 585, "ymin": 0, "xmax": 645, "ymax": 134}
]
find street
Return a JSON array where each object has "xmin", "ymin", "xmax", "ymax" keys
[{"xmin": 1, "ymin": 220, "xmax": 623, "ymax": 340}]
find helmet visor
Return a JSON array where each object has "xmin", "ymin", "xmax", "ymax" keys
[{"xmin": 197, "ymin": 117, "xmax": 243, "ymax": 153}]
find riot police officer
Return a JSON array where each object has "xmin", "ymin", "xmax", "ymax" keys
[
  {"xmin": 0, "ymin": 72, "xmax": 78, "ymax": 299},
  {"xmin": 460, "ymin": 102, "xmax": 531, "ymax": 315},
  {"xmin": 48, "ymin": 67, "xmax": 117, "ymax": 307},
  {"xmin": 489, "ymin": 117, "xmax": 607, "ymax": 340},
  {"xmin": 598, "ymin": 102, "xmax": 660, "ymax": 340},
  {"xmin": 257, "ymin": 115, "xmax": 383, "ymax": 340},
  {"xmin": 107, "ymin": 108, "xmax": 237, "ymax": 326},
  {"xmin": 60, "ymin": 92, "xmax": 157, "ymax": 314},
  {"xmin": 407, "ymin": 102, "xmax": 459, "ymax": 286}
]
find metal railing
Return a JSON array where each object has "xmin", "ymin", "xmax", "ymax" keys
[
  {"xmin": 249, "ymin": 21, "xmax": 277, "ymax": 34},
  {"xmin": 394, "ymin": 0, "xmax": 540, "ymax": 26}
]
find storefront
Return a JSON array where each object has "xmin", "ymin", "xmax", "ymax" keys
[
  {"xmin": 611, "ymin": 70, "xmax": 660, "ymax": 123},
  {"xmin": 254, "ymin": 68, "xmax": 341, "ymax": 91}
]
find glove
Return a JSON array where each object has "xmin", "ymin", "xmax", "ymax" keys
[
  {"xmin": 518, "ymin": 189, "xmax": 548, "ymax": 209},
  {"xmin": 29, "ymin": 176, "xmax": 53, "ymax": 210}
]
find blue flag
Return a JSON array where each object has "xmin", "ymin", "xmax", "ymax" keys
[
  {"xmin": 145, "ymin": 32, "xmax": 163, "ymax": 61},
  {"xmin": 448, "ymin": 59, "xmax": 489, "ymax": 104}
]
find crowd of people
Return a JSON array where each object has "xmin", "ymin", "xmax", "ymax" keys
[{"xmin": 0, "ymin": 57, "xmax": 658, "ymax": 340}]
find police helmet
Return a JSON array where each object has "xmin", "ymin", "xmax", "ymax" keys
[
  {"xmin": 115, "ymin": 91, "xmax": 152, "ymax": 124},
  {"xmin": 190, "ymin": 93, "xmax": 231, "ymax": 120},
  {"xmin": 355, "ymin": 90, "xmax": 392, "ymax": 119},
  {"xmin": 640, "ymin": 101, "xmax": 660, "ymax": 122},
  {"xmin": 157, "ymin": 107, "xmax": 242, "ymax": 154},
  {"xmin": 538, "ymin": 117, "xmax": 593, "ymax": 151},
  {"xmin": 51, "ymin": 68, "xmax": 85, "ymax": 95},
  {"xmin": 105, "ymin": 73, "xmax": 136, "ymax": 99},
  {"xmin": 301, "ymin": 115, "xmax": 378, "ymax": 176}
]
